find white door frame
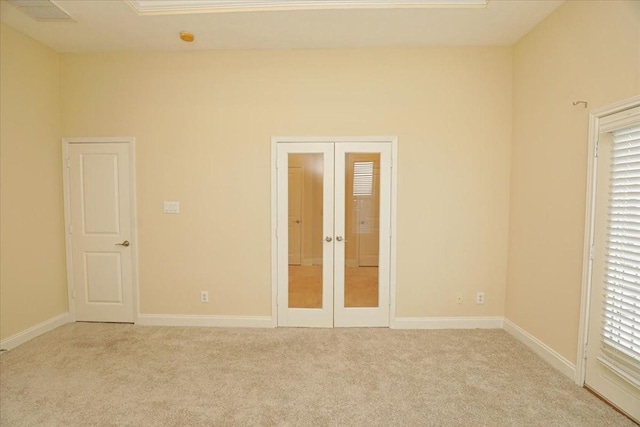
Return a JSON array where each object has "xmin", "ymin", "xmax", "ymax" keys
[
  {"xmin": 577, "ymin": 95, "xmax": 640, "ymax": 385},
  {"xmin": 61, "ymin": 137, "xmax": 140, "ymax": 323},
  {"xmin": 271, "ymin": 136, "xmax": 398, "ymax": 327}
]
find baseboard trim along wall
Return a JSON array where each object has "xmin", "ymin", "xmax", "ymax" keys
[
  {"xmin": 394, "ymin": 316, "xmax": 504, "ymax": 329},
  {"xmin": 503, "ymin": 318, "xmax": 576, "ymax": 379},
  {"xmin": 0, "ymin": 312, "xmax": 71, "ymax": 351},
  {"xmin": 136, "ymin": 314, "xmax": 275, "ymax": 328}
]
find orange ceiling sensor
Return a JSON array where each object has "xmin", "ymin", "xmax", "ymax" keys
[{"xmin": 180, "ymin": 32, "xmax": 195, "ymax": 42}]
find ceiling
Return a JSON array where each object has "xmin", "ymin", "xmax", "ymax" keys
[{"xmin": 0, "ymin": 0, "xmax": 564, "ymax": 53}]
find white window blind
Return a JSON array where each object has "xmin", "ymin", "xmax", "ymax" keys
[
  {"xmin": 601, "ymin": 124, "xmax": 640, "ymax": 388},
  {"xmin": 353, "ymin": 162, "xmax": 374, "ymax": 196}
]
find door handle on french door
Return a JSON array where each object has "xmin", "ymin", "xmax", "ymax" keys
[
  {"xmin": 324, "ymin": 236, "xmax": 333, "ymax": 242},
  {"xmin": 336, "ymin": 236, "xmax": 347, "ymax": 242},
  {"xmin": 115, "ymin": 240, "xmax": 130, "ymax": 247}
]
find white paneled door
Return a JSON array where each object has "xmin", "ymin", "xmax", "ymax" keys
[
  {"xmin": 276, "ymin": 140, "xmax": 394, "ymax": 327},
  {"xmin": 65, "ymin": 140, "xmax": 136, "ymax": 323}
]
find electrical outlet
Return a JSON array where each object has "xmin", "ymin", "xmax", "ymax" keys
[
  {"xmin": 476, "ymin": 292, "xmax": 485, "ymax": 305},
  {"xmin": 200, "ymin": 291, "xmax": 209, "ymax": 303},
  {"xmin": 456, "ymin": 292, "xmax": 462, "ymax": 304},
  {"xmin": 163, "ymin": 201, "xmax": 180, "ymax": 214}
]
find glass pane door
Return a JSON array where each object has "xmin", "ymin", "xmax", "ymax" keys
[
  {"xmin": 334, "ymin": 143, "xmax": 391, "ymax": 327},
  {"xmin": 586, "ymin": 114, "xmax": 640, "ymax": 421},
  {"xmin": 276, "ymin": 140, "xmax": 392, "ymax": 328},
  {"xmin": 344, "ymin": 153, "xmax": 380, "ymax": 308},
  {"xmin": 277, "ymin": 143, "xmax": 334, "ymax": 327}
]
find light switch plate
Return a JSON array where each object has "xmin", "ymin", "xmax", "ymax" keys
[{"xmin": 163, "ymin": 201, "xmax": 180, "ymax": 214}]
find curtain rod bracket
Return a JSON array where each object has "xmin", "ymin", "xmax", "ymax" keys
[{"xmin": 573, "ymin": 101, "xmax": 588, "ymax": 108}]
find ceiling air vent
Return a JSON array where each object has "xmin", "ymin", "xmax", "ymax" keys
[{"xmin": 8, "ymin": 0, "xmax": 74, "ymax": 21}]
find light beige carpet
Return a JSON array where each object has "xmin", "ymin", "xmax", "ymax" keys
[{"xmin": 0, "ymin": 323, "xmax": 634, "ymax": 426}]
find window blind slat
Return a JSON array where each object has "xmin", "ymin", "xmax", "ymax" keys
[
  {"xmin": 608, "ymin": 247, "xmax": 640, "ymax": 259},
  {"xmin": 602, "ymin": 326, "xmax": 640, "ymax": 351},
  {"xmin": 608, "ymin": 237, "xmax": 640, "ymax": 248},
  {"xmin": 606, "ymin": 258, "xmax": 640, "ymax": 272},
  {"xmin": 612, "ymin": 159, "xmax": 640, "ymax": 169},
  {"xmin": 613, "ymin": 146, "xmax": 640, "ymax": 159},
  {"xmin": 612, "ymin": 171, "xmax": 640, "ymax": 181},
  {"xmin": 610, "ymin": 195, "xmax": 640, "ymax": 203},
  {"xmin": 611, "ymin": 203, "xmax": 640, "ymax": 213},
  {"xmin": 609, "ymin": 215, "xmax": 640, "ymax": 225},
  {"xmin": 604, "ymin": 269, "xmax": 640, "ymax": 286},
  {"xmin": 603, "ymin": 299, "xmax": 640, "ymax": 320},
  {"xmin": 608, "ymin": 242, "xmax": 640, "ymax": 255},
  {"xmin": 604, "ymin": 276, "xmax": 640, "ymax": 295},
  {"xmin": 603, "ymin": 334, "xmax": 640, "ymax": 357},
  {"xmin": 612, "ymin": 126, "xmax": 640, "ymax": 140},
  {"xmin": 604, "ymin": 316, "xmax": 640, "ymax": 338},
  {"xmin": 607, "ymin": 256, "xmax": 640, "ymax": 270},
  {"xmin": 605, "ymin": 290, "xmax": 640, "ymax": 306},
  {"xmin": 610, "ymin": 223, "xmax": 640, "ymax": 231}
]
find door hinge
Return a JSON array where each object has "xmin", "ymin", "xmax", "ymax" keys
[
  {"xmin": 72, "ymin": 288, "xmax": 76, "ymax": 299},
  {"xmin": 594, "ymin": 139, "xmax": 599, "ymax": 158},
  {"xmin": 589, "ymin": 246, "xmax": 594, "ymax": 260},
  {"xmin": 583, "ymin": 342, "xmax": 588, "ymax": 359},
  {"xmin": 68, "ymin": 224, "xmax": 73, "ymax": 234},
  {"xmin": 66, "ymin": 158, "xmax": 71, "ymax": 168}
]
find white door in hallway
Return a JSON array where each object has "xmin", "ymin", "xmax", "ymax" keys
[
  {"xmin": 65, "ymin": 139, "xmax": 136, "ymax": 323},
  {"xmin": 585, "ymin": 105, "xmax": 640, "ymax": 422}
]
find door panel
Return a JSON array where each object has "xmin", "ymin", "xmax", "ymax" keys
[
  {"xmin": 334, "ymin": 144, "xmax": 391, "ymax": 326},
  {"xmin": 84, "ymin": 252, "xmax": 123, "ymax": 303},
  {"xmin": 80, "ymin": 153, "xmax": 121, "ymax": 234},
  {"xmin": 277, "ymin": 144, "xmax": 334, "ymax": 327},
  {"xmin": 69, "ymin": 142, "xmax": 134, "ymax": 323},
  {"xmin": 585, "ymin": 118, "xmax": 640, "ymax": 422}
]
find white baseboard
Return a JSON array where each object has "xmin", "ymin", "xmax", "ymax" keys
[
  {"xmin": 394, "ymin": 316, "xmax": 504, "ymax": 329},
  {"xmin": 503, "ymin": 318, "xmax": 575, "ymax": 379},
  {"xmin": 136, "ymin": 314, "xmax": 275, "ymax": 328},
  {"xmin": 0, "ymin": 312, "xmax": 70, "ymax": 351}
]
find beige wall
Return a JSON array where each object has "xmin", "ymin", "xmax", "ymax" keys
[
  {"xmin": 0, "ymin": 24, "xmax": 68, "ymax": 340},
  {"xmin": 61, "ymin": 47, "xmax": 512, "ymax": 317},
  {"xmin": 507, "ymin": 0, "xmax": 640, "ymax": 364},
  {"xmin": 7, "ymin": 0, "xmax": 636, "ymax": 353}
]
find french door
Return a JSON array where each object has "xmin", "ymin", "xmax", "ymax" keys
[
  {"xmin": 584, "ymin": 103, "xmax": 640, "ymax": 422},
  {"xmin": 276, "ymin": 140, "xmax": 393, "ymax": 327}
]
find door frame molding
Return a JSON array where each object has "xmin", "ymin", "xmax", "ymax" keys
[
  {"xmin": 61, "ymin": 137, "xmax": 140, "ymax": 323},
  {"xmin": 270, "ymin": 136, "xmax": 398, "ymax": 327},
  {"xmin": 577, "ymin": 95, "xmax": 640, "ymax": 385}
]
